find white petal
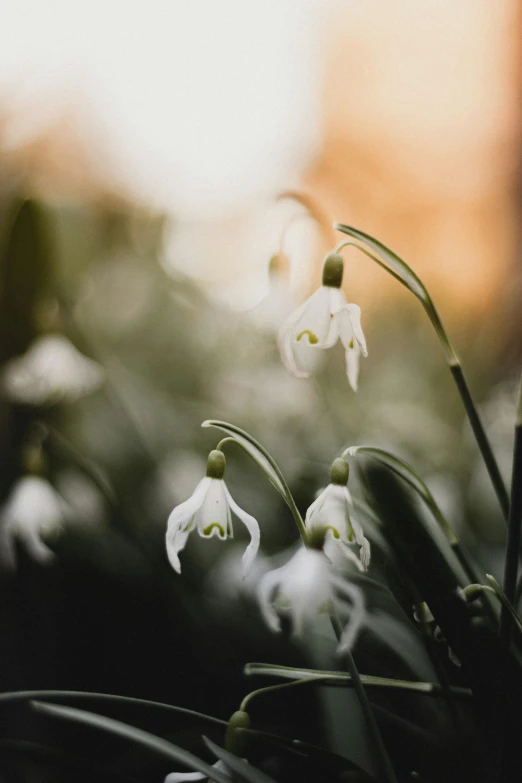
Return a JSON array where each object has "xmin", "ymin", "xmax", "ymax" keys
[
  {"xmin": 224, "ymin": 485, "xmax": 260, "ymax": 575},
  {"xmin": 296, "ymin": 287, "xmax": 333, "ymax": 345},
  {"xmin": 16, "ymin": 527, "xmax": 56, "ymax": 564},
  {"xmin": 304, "ymin": 486, "xmax": 331, "ymax": 529},
  {"xmin": 277, "ymin": 295, "xmax": 314, "ymax": 378},
  {"xmin": 257, "ymin": 565, "xmax": 287, "ymax": 632},
  {"xmin": 166, "ymin": 478, "xmax": 210, "ymax": 573},
  {"xmin": 330, "ymin": 577, "xmax": 366, "ymax": 654},
  {"xmin": 343, "ymin": 486, "xmax": 354, "ymax": 506},
  {"xmin": 328, "ymin": 287, "xmax": 347, "ymax": 314},
  {"xmin": 306, "ymin": 484, "xmax": 348, "ymax": 541},
  {"xmin": 333, "ymin": 539, "xmax": 364, "ymax": 572},
  {"xmin": 345, "ymin": 344, "xmax": 361, "ymax": 392},
  {"xmin": 196, "ymin": 479, "xmax": 229, "ymax": 540},
  {"xmin": 344, "ymin": 304, "xmax": 368, "ymax": 357}
]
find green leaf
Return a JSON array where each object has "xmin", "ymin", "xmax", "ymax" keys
[
  {"xmin": 334, "ymin": 224, "xmax": 427, "ymax": 302},
  {"xmin": 204, "ymin": 736, "xmax": 279, "ymax": 783},
  {"xmin": 0, "ymin": 689, "xmax": 225, "ymax": 728},
  {"xmin": 202, "ymin": 420, "xmax": 308, "ymax": 542},
  {"xmin": 202, "ymin": 420, "xmax": 287, "ymax": 500},
  {"xmin": 345, "ymin": 446, "xmax": 457, "ymax": 545},
  {"xmin": 30, "ymin": 701, "xmax": 231, "ymax": 783},
  {"xmin": 334, "ymin": 223, "xmax": 456, "ymax": 363},
  {"xmin": 346, "ymin": 446, "xmax": 498, "ymax": 623}
]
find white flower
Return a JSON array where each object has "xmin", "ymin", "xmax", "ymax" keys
[
  {"xmin": 257, "ymin": 546, "xmax": 364, "ymax": 654},
  {"xmin": 306, "ymin": 486, "xmax": 370, "ymax": 572},
  {"xmin": 278, "ymin": 253, "xmax": 367, "ymax": 391},
  {"xmin": 165, "ymin": 760, "xmax": 232, "ymax": 783},
  {"xmin": 0, "ymin": 476, "xmax": 66, "ymax": 568},
  {"xmin": 166, "ymin": 451, "xmax": 260, "ymax": 576},
  {"xmin": 2, "ymin": 334, "xmax": 104, "ymax": 405}
]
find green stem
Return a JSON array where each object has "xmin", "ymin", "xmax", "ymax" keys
[
  {"xmin": 330, "ymin": 613, "xmax": 399, "ymax": 783},
  {"xmin": 499, "ymin": 379, "xmax": 522, "ymax": 645},
  {"xmin": 243, "ymin": 662, "xmax": 472, "ymax": 698},
  {"xmin": 333, "ymin": 224, "xmax": 509, "ymax": 521},
  {"xmin": 240, "ymin": 677, "xmax": 328, "ymax": 712},
  {"xmin": 450, "ymin": 364, "xmax": 509, "ymax": 520},
  {"xmin": 212, "ymin": 429, "xmax": 308, "ymax": 544}
]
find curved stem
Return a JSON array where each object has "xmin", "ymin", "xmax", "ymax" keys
[
  {"xmin": 240, "ymin": 677, "xmax": 327, "ymax": 712},
  {"xmin": 330, "ymin": 612, "xmax": 399, "ymax": 783},
  {"xmin": 216, "ymin": 434, "xmax": 309, "ymax": 546},
  {"xmin": 276, "ymin": 191, "xmax": 333, "ymax": 246},
  {"xmin": 334, "ymin": 227, "xmax": 508, "ymax": 520}
]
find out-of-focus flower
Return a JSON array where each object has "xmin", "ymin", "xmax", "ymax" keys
[
  {"xmin": 0, "ymin": 476, "xmax": 66, "ymax": 568},
  {"xmin": 166, "ymin": 450, "xmax": 260, "ymax": 576},
  {"xmin": 305, "ymin": 459, "xmax": 370, "ymax": 571},
  {"xmin": 278, "ymin": 253, "xmax": 367, "ymax": 391},
  {"xmin": 2, "ymin": 334, "xmax": 104, "ymax": 405},
  {"xmin": 257, "ymin": 545, "xmax": 364, "ymax": 654},
  {"xmin": 165, "ymin": 760, "xmax": 232, "ymax": 783}
]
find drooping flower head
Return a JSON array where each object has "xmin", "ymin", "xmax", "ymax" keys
[
  {"xmin": 278, "ymin": 252, "xmax": 367, "ymax": 390},
  {"xmin": 166, "ymin": 450, "xmax": 260, "ymax": 576},
  {"xmin": 0, "ymin": 476, "xmax": 66, "ymax": 569},
  {"xmin": 305, "ymin": 458, "xmax": 370, "ymax": 572},
  {"xmin": 2, "ymin": 334, "xmax": 104, "ymax": 405},
  {"xmin": 257, "ymin": 544, "xmax": 364, "ymax": 654}
]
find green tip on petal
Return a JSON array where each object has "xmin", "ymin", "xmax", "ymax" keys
[
  {"xmin": 322, "ymin": 253, "xmax": 344, "ymax": 288},
  {"xmin": 206, "ymin": 449, "xmax": 226, "ymax": 479},
  {"xmin": 225, "ymin": 710, "xmax": 251, "ymax": 754},
  {"xmin": 330, "ymin": 457, "xmax": 349, "ymax": 486}
]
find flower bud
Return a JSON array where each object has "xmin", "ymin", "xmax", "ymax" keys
[
  {"xmin": 206, "ymin": 450, "xmax": 226, "ymax": 479},
  {"xmin": 225, "ymin": 710, "xmax": 250, "ymax": 755},
  {"xmin": 321, "ymin": 253, "xmax": 344, "ymax": 288},
  {"xmin": 330, "ymin": 458, "xmax": 349, "ymax": 486}
]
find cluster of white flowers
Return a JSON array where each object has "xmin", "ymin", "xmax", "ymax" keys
[
  {"xmin": 165, "ymin": 246, "xmax": 371, "ymax": 662},
  {"xmin": 166, "ymin": 450, "xmax": 369, "ymax": 655}
]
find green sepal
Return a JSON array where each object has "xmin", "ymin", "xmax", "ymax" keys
[
  {"xmin": 321, "ymin": 252, "xmax": 344, "ymax": 288},
  {"xmin": 225, "ymin": 710, "xmax": 251, "ymax": 755},
  {"xmin": 330, "ymin": 457, "xmax": 349, "ymax": 486},
  {"xmin": 207, "ymin": 449, "xmax": 226, "ymax": 479}
]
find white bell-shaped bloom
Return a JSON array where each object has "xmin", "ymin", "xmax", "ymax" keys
[
  {"xmin": 166, "ymin": 451, "xmax": 260, "ymax": 576},
  {"xmin": 306, "ymin": 483, "xmax": 370, "ymax": 572},
  {"xmin": 257, "ymin": 546, "xmax": 364, "ymax": 654},
  {"xmin": 165, "ymin": 760, "xmax": 232, "ymax": 783},
  {"xmin": 278, "ymin": 253, "xmax": 367, "ymax": 391},
  {"xmin": 2, "ymin": 334, "xmax": 104, "ymax": 405},
  {"xmin": 0, "ymin": 476, "xmax": 66, "ymax": 568}
]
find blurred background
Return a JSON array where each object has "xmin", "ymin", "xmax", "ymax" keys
[{"xmin": 0, "ymin": 1, "xmax": 520, "ymax": 779}]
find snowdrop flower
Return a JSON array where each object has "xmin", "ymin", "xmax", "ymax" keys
[
  {"xmin": 166, "ymin": 451, "xmax": 260, "ymax": 576},
  {"xmin": 2, "ymin": 334, "xmax": 104, "ymax": 405},
  {"xmin": 305, "ymin": 459, "xmax": 370, "ymax": 572},
  {"xmin": 278, "ymin": 252, "xmax": 367, "ymax": 391},
  {"xmin": 165, "ymin": 760, "xmax": 232, "ymax": 783},
  {"xmin": 258, "ymin": 545, "xmax": 364, "ymax": 654},
  {"xmin": 0, "ymin": 476, "xmax": 66, "ymax": 568}
]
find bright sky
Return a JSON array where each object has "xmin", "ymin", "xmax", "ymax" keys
[{"xmin": 0, "ymin": 0, "xmax": 329, "ymax": 219}]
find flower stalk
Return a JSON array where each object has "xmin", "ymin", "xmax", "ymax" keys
[
  {"xmin": 334, "ymin": 222, "xmax": 509, "ymax": 521},
  {"xmin": 500, "ymin": 379, "xmax": 522, "ymax": 642}
]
